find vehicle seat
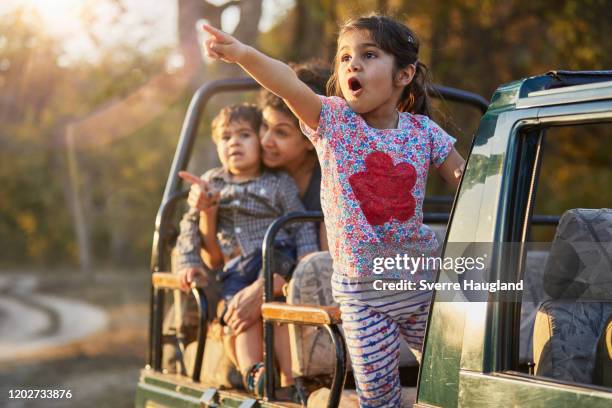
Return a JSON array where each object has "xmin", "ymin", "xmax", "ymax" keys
[
  {"xmin": 287, "ymin": 251, "xmax": 419, "ymax": 379},
  {"xmin": 288, "ymin": 252, "xmax": 420, "ymax": 377},
  {"xmin": 165, "ymin": 248, "xmax": 243, "ymax": 389},
  {"xmin": 287, "ymin": 225, "xmax": 447, "ymax": 379},
  {"xmin": 593, "ymin": 315, "xmax": 612, "ymax": 387},
  {"xmin": 533, "ymin": 208, "xmax": 612, "ymax": 383},
  {"xmin": 519, "ymin": 249, "xmax": 549, "ymax": 364}
]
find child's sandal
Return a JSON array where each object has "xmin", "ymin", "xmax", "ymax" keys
[{"xmin": 243, "ymin": 362, "xmax": 265, "ymax": 398}]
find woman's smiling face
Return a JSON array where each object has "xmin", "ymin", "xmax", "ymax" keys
[{"xmin": 260, "ymin": 107, "xmax": 314, "ymax": 170}]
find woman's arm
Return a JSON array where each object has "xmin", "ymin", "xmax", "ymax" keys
[
  {"xmin": 203, "ymin": 24, "xmax": 322, "ymax": 130},
  {"xmin": 437, "ymin": 148, "xmax": 465, "ymax": 190},
  {"xmin": 224, "ymin": 275, "xmax": 286, "ymax": 335},
  {"xmin": 224, "ymin": 278, "xmax": 264, "ymax": 334}
]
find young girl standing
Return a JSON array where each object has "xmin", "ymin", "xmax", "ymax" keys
[{"xmin": 203, "ymin": 14, "xmax": 465, "ymax": 406}]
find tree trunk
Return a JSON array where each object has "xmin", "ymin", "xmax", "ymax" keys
[
  {"xmin": 64, "ymin": 0, "xmax": 266, "ymax": 271},
  {"xmin": 179, "ymin": 0, "xmax": 207, "ymax": 85},
  {"xmin": 233, "ymin": 0, "xmax": 263, "ymax": 45},
  {"xmin": 64, "ymin": 127, "xmax": 93, "ymax": 273},
  {"xmin": 376, "ymin": 0, "xmax": 390, "ymax": 14},
  {"xmin": 218, "ymin": 0, "xmax": 263, "ymax": 77},
  {"xmin": 293, "ymin": 0, "xmax": 326, "ymax": 61}
]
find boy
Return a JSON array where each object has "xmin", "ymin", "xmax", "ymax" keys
[{"xmin": 176, "ymin": 103, "xmax": 317, "ymax": 396}]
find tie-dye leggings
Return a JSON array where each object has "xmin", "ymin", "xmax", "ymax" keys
[{"xmin": 332, "ymin": 274, "xmax": 432, "ymax": 407}]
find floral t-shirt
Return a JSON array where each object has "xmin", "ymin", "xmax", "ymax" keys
[{"xmin": 301, "ymin": 96, "xmax": 455, "ymax": 278}]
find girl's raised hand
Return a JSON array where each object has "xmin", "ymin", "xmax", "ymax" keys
[{"xmin": 202, "ymin": 24, "xmax": 247, "ymax": 64}]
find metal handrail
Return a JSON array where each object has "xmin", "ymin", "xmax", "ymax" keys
[
  {"xmin": 434, "ymin": 84, "xmax": 489, "ymax": 113},
  {"xmin": 261, "ymin": 212, "xmax": 324, "ymax": 402},
  {"xmin": 151, "ymin": 273, "xmax": 208, "ymax": 382},
  {"xmin": 148, "ymin": 189, "xmax": 188, "ymax": 367}
]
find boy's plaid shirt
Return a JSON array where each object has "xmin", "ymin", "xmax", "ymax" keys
[{"xmin": 175, "ymin": 168, "xmax": 318, "ymax": 271}]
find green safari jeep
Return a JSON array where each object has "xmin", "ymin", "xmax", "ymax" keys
[{"xmin": 135, "ymin": 71, "xmax": 612, "ymax": 407}]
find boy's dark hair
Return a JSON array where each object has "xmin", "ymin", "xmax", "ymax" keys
[
  {"xmin": 211, "ymin": 103, "xmax": 262, "ymax": 140},
  {"xmin": 258, "ymin": 60, "xmax": 331, "ymax": 127},
  {"xmin": 327, "ymin": 14, "xmax": 434, "ymax": 117}
]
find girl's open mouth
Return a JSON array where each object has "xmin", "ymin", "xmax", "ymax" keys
[{"xmin": 348, "ymin": 77, "xmax": 363, "ymax": 95}]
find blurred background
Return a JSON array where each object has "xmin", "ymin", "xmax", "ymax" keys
[{"xmin": 0, "ymin": 0, "xmax": 610, "ymax": 406}]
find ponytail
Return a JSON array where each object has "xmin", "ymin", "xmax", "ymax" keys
[{"xmin": 398, "ymin": 61, "xmax": 434, "ymax": 117}]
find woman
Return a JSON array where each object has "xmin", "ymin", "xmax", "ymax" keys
[
  {"xmin": 222, "ymin": 61, "xmax": 330, "ymax": 336},
  {"xmin": 260, "ymin": 64, "xmax": 328, "ymax": 245}
]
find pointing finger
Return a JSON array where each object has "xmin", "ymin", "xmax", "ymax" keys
[
  {"xmin": 202, "ymin": 24, "xmax": 231, "ymax": 42},
  {"xmin": 179, "ymin": 171, "xmax": 203, "ymax": 186}
]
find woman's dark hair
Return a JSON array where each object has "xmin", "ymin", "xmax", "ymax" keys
[
  {"xmin": 327, "ymin": 14, "xmax": 434, "ymax": 117},
  {"xmin": 258, "ymin": 60, "xmax": 331, "ymax": 127}
]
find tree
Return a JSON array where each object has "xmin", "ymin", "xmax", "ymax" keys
[{"xmin": 63, "ymin": 0, "xmax": 266, "ymax": 271}]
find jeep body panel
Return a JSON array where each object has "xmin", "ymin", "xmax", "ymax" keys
[{"xmin": 417, "ymin": 73, "xmax": 612, "ymax": 407}]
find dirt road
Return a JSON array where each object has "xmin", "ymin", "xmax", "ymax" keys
[
  {"xmin": 0, "ymin": 275, "xmax": 108, "ymax": 361},
  {"xmin": 0, "ymin": 271, "xmax": 149, "ymax": 408}
]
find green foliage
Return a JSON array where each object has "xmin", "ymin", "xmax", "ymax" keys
[
  {"xmin": 1, "ymin": 1, "xmax": 611, "ymax": 268},
  {"xmin": 535, "ymin": 124, "xmax": 612, "ymax": 214},
  {"xmin": 0, "ymin": 7, "xmax": 186, "ymax": 267}
]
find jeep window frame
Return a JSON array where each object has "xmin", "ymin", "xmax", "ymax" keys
[{"xmin": 496, "ymin": 101, "xmax": 612, "ymax": 394}]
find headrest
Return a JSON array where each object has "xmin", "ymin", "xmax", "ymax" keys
[{"xmin": 543, "ymin": 208, "xmax": 612, "ymax": 299}]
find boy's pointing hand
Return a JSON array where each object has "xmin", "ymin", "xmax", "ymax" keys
[
  {"xmin": 178, "ymin": 170, "xmax": 204, "ymax": 186},
  {"xmin": 202, "ymin": 24, "xmax": 247, "ymax": 64},
  {"xmin": 179, "ymin": 171, "xmax": 220, "ymax": 212}
]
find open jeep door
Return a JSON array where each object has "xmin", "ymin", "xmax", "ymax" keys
[{"xmin": 417, "ymin": 71, "xmax": 612, "ymax": 408}]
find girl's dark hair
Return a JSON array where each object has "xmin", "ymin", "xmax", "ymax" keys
[
  {"xmin": 258, "ymin": 60, "xmax": 331, "ymax": 127},
  {"xmin": 327, "ymin": 14, "xmax": 434, "ymax": 117}
]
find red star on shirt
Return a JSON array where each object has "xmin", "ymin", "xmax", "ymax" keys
[{"xmin": 348, "ymin": 151, "xmax": 417, "ymax": 226}]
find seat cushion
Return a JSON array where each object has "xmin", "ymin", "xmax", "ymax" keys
[
  {"xmin": 184, "ymin": 321, "xmax": 243, "ymax": 389},
  {"xmin": 532, "ymin": 208, "xmax": 612, "ymax": 383},
  {"xmin": 519, "ymin": 250, "xmax": 550, "ymax": 363},
  {"xmin": 534, "ymin": 300, "xmax": 612, "ymax": 383},
  {"xmin": 287, "ymin": 251, "xmax": 419, "ymax": 378},
  {"xmin": 593, "ymin": 315, "xmax": 612, "ymax": 387},
  {"xmin": 543, "ymin": 208, "xmax": 612, "ymax": 300}
]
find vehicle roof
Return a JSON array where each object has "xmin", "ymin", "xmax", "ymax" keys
[{"xmin": 488, "ymin": 70, "xmax": 612, "ymax": 111}]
